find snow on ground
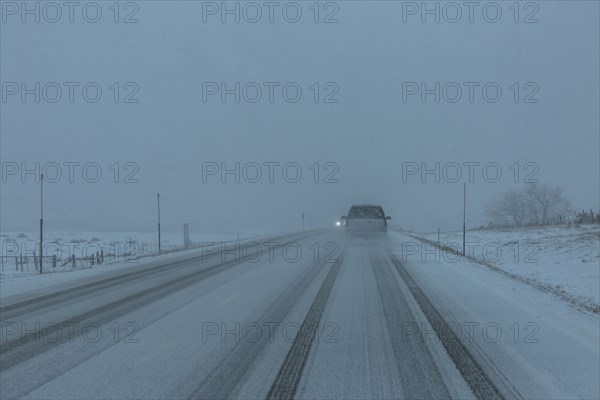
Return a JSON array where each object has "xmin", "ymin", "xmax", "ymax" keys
[
  {"xmin": 386, "ymin": 231, "xmax": 600, "ymax": 399},
  {"xmin": 0, "ymin": 228, "xmax": 291, "ymax": 299},
  {"xmin": 5, "ymin": 232, "xmax": 335, "ymax": 400},
  {"xmin": 413, "ymin": 224, "xmax": 600, "ymax": 310},
  {"xmin": 0, "ymin": 229, "xmax": 285, "ymax": 268},
  {"xmin": 9, "ymin": 231, "xmax": 598, "ymax": 399},
  {"xmin": 1, "ymin": 231, "xmax": 218, "ymax": 274}
]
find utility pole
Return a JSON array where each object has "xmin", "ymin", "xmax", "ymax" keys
[
  {"xmin": 39, "ymin": 174, "xmax": 44, "ymax": 274},
  {"xmin": 157, "ymin": 193, "xmax": 161, "ymax": 254},
  {"xmin": 463, "ymin": 183, "xmax": 466, "ymax": 256}
]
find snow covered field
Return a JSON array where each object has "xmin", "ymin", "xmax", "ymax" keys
[
  {"xmin": 0, "ymin": 229, "xmax": 289, "ymax": 266},
  {"xmin": 0, "ymin": 228, "xmax": 290, "ymax": 298},
  {"xmin": 1, "ymin": 230, "xmax": 195, "ymax": 271},
  {"xmin": 414, "ymin": 224, "xmax": 600, "ymax": 311}
]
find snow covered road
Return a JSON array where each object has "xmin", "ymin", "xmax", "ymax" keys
[{"xmin": 1, "ymin": 230, "xmax": 598, "ymax": 399}]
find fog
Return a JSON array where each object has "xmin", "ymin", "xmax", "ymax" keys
[{"xmin": 1, "ymin": 2, "xmax": 598, "ymax": 234}]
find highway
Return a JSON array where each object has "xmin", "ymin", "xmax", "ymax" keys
[{"xmin": 1, "ymin": 230, "xmax": 598, "ymax": 399}]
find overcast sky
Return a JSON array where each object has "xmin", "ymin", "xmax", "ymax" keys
[{"xmin": 1, "ymin": 1, "xmax": 598, "ymax": 233}]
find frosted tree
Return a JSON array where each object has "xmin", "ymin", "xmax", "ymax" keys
[{"xmin": 485, "ymin": 183, "xmax": 572, "ymax": 227}]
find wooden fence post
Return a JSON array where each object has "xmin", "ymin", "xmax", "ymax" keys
[{"xmin": 52, "ymin": 255, "xmax": 57, "ymax": 268}]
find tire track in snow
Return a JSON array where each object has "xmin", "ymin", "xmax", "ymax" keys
[
  {"xmin": 0, "ymin": 232, "xmax": 315, "ymax": 321},
  {"xmin": 266, "ymin": 254, "xmax": 345, "ymax": 400},
  {"xmin": 0, "ymin": 234, "xmax": 317, "ymax": 373},
  {"xmin": 387, "ymin": 253, "xmax": 509, "ymax": 400},
  {"xmin": 182, "ymin": 252, "xmax": 345, "ymax": 400},
  {"xmin": 370, "ymin": 250, "xmax": 452, "ymax": 399}
]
